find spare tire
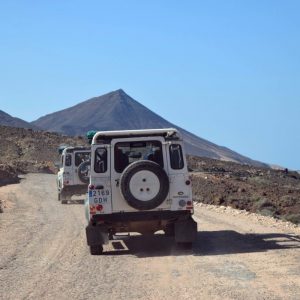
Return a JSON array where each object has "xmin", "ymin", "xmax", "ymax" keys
[
  {"xmin": 120, "ymin": 160, "xmax": 169, "ymax": 210},
  {"xmin": 78, "ymin": 160, "xmax": 90, "ymax": 184}
]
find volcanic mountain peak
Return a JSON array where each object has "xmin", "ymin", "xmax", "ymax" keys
[
  {"xmin": 86, "ymin": 89, "xmax": 128, "ymax": 104},
  {"xmin": 32, "ymin": 89, "xmax": 267, "ymax": 167}
]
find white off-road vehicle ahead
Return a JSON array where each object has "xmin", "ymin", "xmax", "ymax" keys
[
  {"xmin": 57, "ymin": 146, "xmax": 91, "ymax": 204},
  {"xmin": 85, "ymin": 128, "xmax": 197, "ymax": 255}
]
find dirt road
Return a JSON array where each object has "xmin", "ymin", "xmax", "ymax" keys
[{"xmin": 0, "ymin": 174, "xmax": 300, "ymax": 300}]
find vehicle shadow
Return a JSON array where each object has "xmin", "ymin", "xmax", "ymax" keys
[
  {"xmin": 103, "ymin": 230, "xmax": 300, "ymax": 258},
  {"xmin": 193, "ymin": 231, "xmax": 300, "ymax": 256}
]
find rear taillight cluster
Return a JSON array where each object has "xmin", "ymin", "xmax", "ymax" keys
[
  {"xmin": 96, "ymin": 204, "xmax": 103, "ymax": 211},
  {"xmin": 186, "ymin": 200, "xmax": 193, "ymax": 211},
  {"xmin": 63, "ymin": 172, "xmax": 70, "ymax": 185},
  {"xmin": 178, "ymin": 199, "xmax": 193, "ymax": 209},
  {"xmin": 89, "ymin": 204, "xmax": 103, "ymax": 215},
  {"xmin": 89, "ymin": 184, "xmax": 104, "ymax": 190}
]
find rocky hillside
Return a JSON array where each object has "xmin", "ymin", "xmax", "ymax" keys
[
  {"xmin": 0, "ymin": 164, "xmax": 19, "ymax": 185},
  {"xmin": 188, "ymin": 156, "xmax": 300, "ymax": 224},
  {"xmin": 0, "ymin": 110, "xmax": 38, "ymax": 129},
  {"xmin": 0, "ymin": 125, "xmax": 88, "ymax": 177},
  {"xmin": 0, "ymin": 125, "xmax": 298, "ymax": 225},
  {"xmin": 32, "ymin": 89, "xmax": 266, "ymax": 167}
]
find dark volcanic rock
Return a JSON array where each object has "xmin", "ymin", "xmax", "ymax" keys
[
  {"xmin": 188, "ymin": 156, "xmax": 300, "ymax": 224},
  {"xmin": 0, "ymin": 164, "xmax": 19, "ymax": 187},
  {"xmin": 0, "ymin": 125, "xmax": 88, "ymax": 175}
]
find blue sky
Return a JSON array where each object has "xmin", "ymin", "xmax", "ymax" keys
[{"xmin": 0, "ymin": 1, "xmax": 299, "ymax": 169}]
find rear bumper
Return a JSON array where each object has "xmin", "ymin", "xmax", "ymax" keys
[
  {"xmin": 91, "ymin": 210, "xmax": 192, "ymax": 223},
  {"xmin": 86, "ymin": 210, "xmax": 197, "ymax": 245},
  {"xmin": 61, "ymin": 184, "xmax": 88, "ymax": 195}
]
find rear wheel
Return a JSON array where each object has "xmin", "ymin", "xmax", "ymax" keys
[
  {"xmin": 60, "ymin": 192, "xmax": 68, "ymax": 204},
  {"xmin": 164, "ymin": 224, "xmax": 175, "ymax": 237},
  {"xmin": 177, "ymin": 242, "xmax": 193, "ymax": 249},
  {"xmin": 90, "ymin": 245, "xmax": 103, "ymax": 255}
]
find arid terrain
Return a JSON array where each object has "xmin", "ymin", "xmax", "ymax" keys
[
  {"xmin": 0, "ymin": 174, "xmax": 299, "ymax": 300},
  {"xmin": 0, "ymin": 125, "xmax": 299, "ymax": 225},
  {"xmin": 0, "ymin": 125, "xmax": 87, "ymax": 176},
  {"xmin": 0, "ymin": 125, "xmax": 88, "ymax": 212},
  {"xmin": 0, "ymin": 125, "xmax": 300, "ymax": 299},
  {"xmin": 189, "ymin": 156, "xmax": 300, "ymax": 225}
]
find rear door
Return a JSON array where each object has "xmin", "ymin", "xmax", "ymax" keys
[
  {"xmin": 110, "ymin": 137, "xmax": 171, "ymax": 212},
  {"xmin": 165, "ymin": 141, "xmax": 192, "ymax": 211}
]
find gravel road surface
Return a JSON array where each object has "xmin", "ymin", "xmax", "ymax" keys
[{"xmin": 0, "ymin": 174, "xmax": 299, "ymax": 300}]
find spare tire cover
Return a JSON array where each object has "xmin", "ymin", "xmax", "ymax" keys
[
  {"xmin": 120, "ymin": 160, "xmax": 169, "ymax": 210},
  {"xmin": 77, "ymin": 160, "xmax": 90, "ymax": 184}
]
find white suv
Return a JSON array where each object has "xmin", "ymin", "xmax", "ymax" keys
[
  {"xmin": 57, "ymin": 146, "xmax": 91, "ymax": 204},
  {"xmin": 85, "ymin": 128, "xmax": 197, "ymax": 255}
]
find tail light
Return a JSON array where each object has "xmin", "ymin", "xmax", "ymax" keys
[
  {"xmin": 187, "ymin": 200, "xmax": 192, "ymax": 206},
  {"xmin": 96, "ymin": 204, "xmax": 103, "ymax": 211},
  {"xmin": 186, "ymin": 200, "xmax": 193, "ymax": 211}
]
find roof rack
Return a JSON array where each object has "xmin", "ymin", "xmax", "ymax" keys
[
  {"xmin": 62, "ymin": 146, "xmax": 91, "ymax": 154},
  {"xmin": 92, "ymin": 128, "xmax": 181, "ymax": 144}
]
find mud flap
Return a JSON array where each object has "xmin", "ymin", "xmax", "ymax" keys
[
  {"xmin": 174, "ymin": 217, "xmax": 197, "ymax": 243},
  {"xmin": 86, "ymin": 225, "xmax": 109, "ymax": 246}
]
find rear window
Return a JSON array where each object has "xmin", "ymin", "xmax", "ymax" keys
[
  {"xmin": 169, "ymin": 144, "xmax": 184, "ymax": 170},
  {"xmin": 115, "ymin": 140, "xmax": 163, "ymax": 173},
  {"xmin": 94, "ymin": 148, "xmax": 108, "ymax": 173},
  {"xmin": 75, "ymin": 152, "xmax": 90, "ymax": 167}
]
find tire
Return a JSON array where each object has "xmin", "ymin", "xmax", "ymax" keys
[
  {"xmin": 60, "ymin": 191, "xmax": 68, "ymax": 204},
  {"xmin": 90, "ymin": 245, "xmax": 103, "ymax": 255},
  {"xmin": 177, "ymin": 242, "xmax": 193, "ymax": 249},
  {"xmin": 164, "ymin": 224, "xmax": 175, "ymax": 237},
  {"xmin": 78, "ymin": 160, "xmax": 90, "ymax": 184},
  {"xmin": 120, "ymin": 160, "xmax": 169, "ymax": 210}
]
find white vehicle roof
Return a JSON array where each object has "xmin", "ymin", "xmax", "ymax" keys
[
  {"xmin": 62, "ymin": 146, "xmax": 91, "ymax": 155},
  {"xmin": 92, "ymin": 128, "xmax": 181, "ymax": 145}
]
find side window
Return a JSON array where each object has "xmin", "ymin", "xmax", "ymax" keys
[
  {"xmin": 169, "ymin": 144, "xmax": 184, "ymax": 170},
  {"xmin": 65, "ymin": 154, "xmax": 72, "ymax": 167},
  {"xmin": 94, "ymin": 148, "xmax": 108, "ymax": 173}
]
